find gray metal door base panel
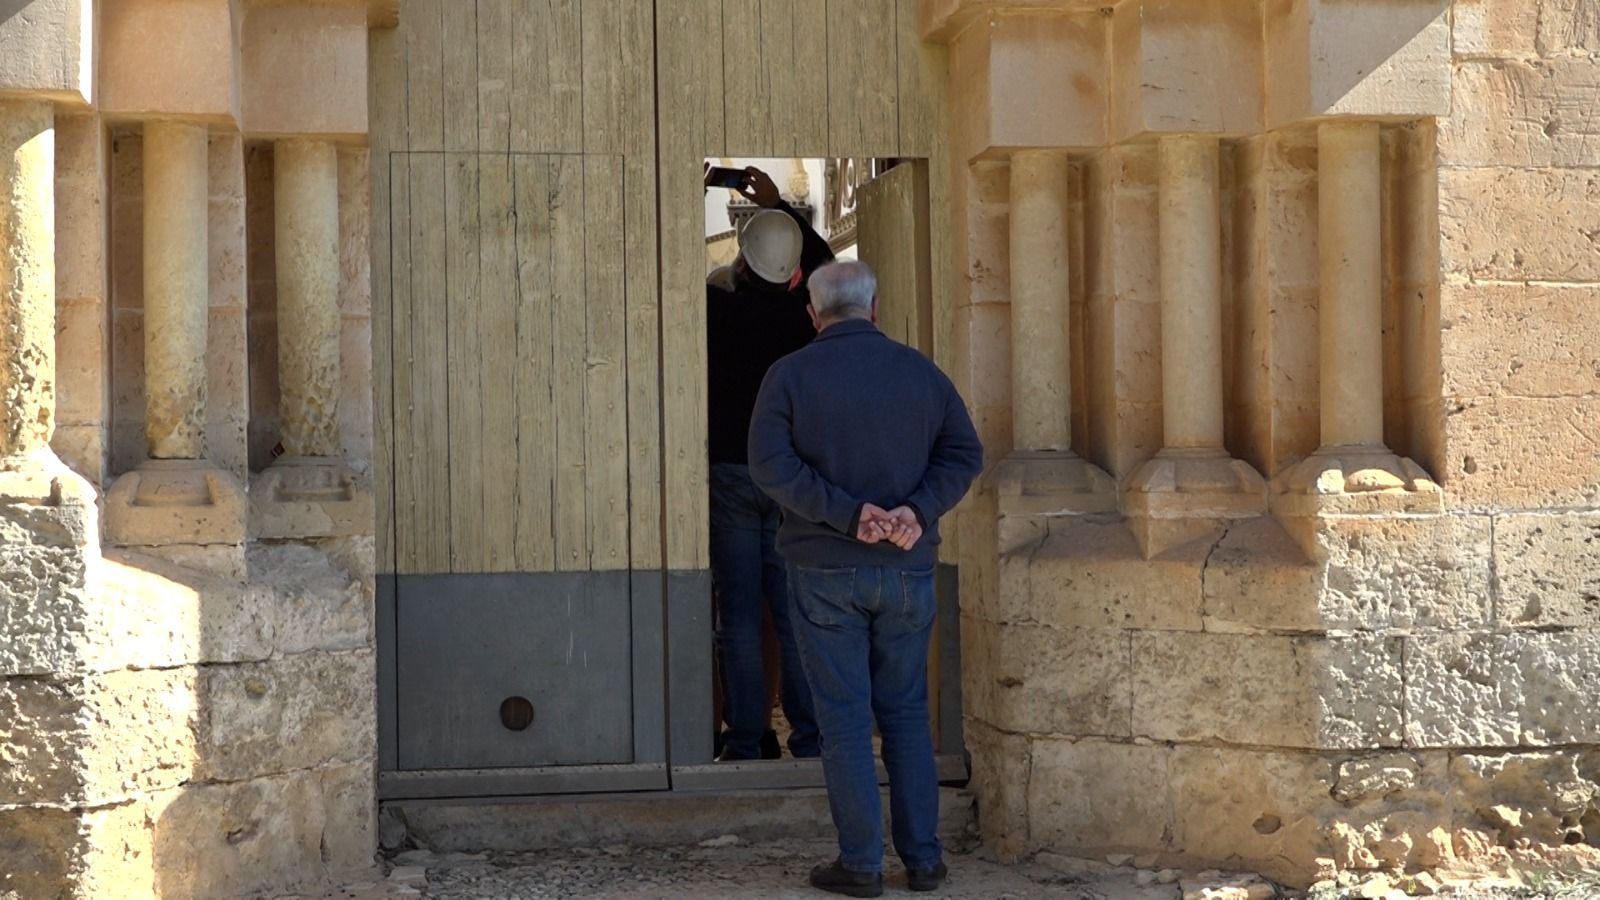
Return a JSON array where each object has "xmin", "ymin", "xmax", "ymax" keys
[
  {"xmin": 379, "ymin": 763, "xmax": 668, "ymax": 800},
  {"xmin": 669, "ymin": 754, "xmax": 969, "ymax": 792}
]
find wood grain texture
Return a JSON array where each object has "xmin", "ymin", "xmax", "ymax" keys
[
  {"xmin": 446, "ymin": 153, "xmax": 485, "ymax": 570},
  {"xmin": 584, "ymin": 155, "xmax": 631, "ymax": 569},
  {"xmin": 620, "ymin": 0, "xmax": 663, "ymax": 571},
  {"xmin": 371, "ymin": 27, "xmax": 404, "ymax": 574},
  {"xmin": 406, "ymin": 154, "xmax": 452, "ymax": 573},
  {"xmin": 510, "ymin": 0, "xmax": 585, "ymax": 153},
  {"xmin": 549, "ymin": 154, "xmax": 590, "ymax": 571},
  {"xmin": 442, "ymin": 0, "xmax": 479, "ymax": 152},
  {"xmin": 478, "ymin": 154, "xmax": 520, "ymax": 572},
  {"xmin": 477, "ymin": 0, "xmax": 516, "ymax": 152},
  {"xmin": 656, "ymin": 2, "xmax": 720, "ymax": 569},
  {"xmin": 826, "ymin": 0, "xmax": 900, "ymax": 157},
  {"xmin": 403, "ymin": 0, "xmax": 444, "ymax": 151},
  {"xmin": 512, "ymin": 155, "xmax": 557, "ymax": 572}
]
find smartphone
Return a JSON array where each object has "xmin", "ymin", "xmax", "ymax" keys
[{"xmin": 705, "ymin": 166, "xmax": 746, "ymax": 190}]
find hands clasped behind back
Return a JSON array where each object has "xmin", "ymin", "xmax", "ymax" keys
[{"xmin": 854, "ymin": 503, "xmax": 924, "ymax": 551}]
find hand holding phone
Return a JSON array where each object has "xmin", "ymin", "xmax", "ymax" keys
[{"xmin": 705, "ymin": 166, "xmax": 746, "ymax": 190}]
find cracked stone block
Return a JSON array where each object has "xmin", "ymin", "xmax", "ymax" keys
[
  {"xmin": 1520, "ymin": 632, "xmax": 1600, "ymax": 745},
  {"xmin": 1026, "ymin": 737, "xmax": 1170, "ymax": 852},
  {"xmin": 0, "ymin": 668, "xmax": 199, "ymax": 807},
  {"xmin": 1451, "ymin": 752, "xmax": 1600, "ymax": 848},
  {"xmin": 1494, "ymin": 514, "xmax": 1600, "ymax": 629},
  {"xmin": 1403, "ymin": 633, "xmax": 1524, "ymax": 748},
  {"xmin": 248, "ymin": 543, "xmax": 372, "ymax": 654},
  {"xmin": 964, "ymin": 617, "xmax": 1131, "ymax": 737},
  {"xmin": 964, "ymin": 721, "xmax": 1032, "ymax": 862},
  {"xmin": 1170, "ymin": 746, "xmax": 1448, "ymax": 886},
  {"xmin": 148, "ymin": 770, "xmax": 330, "ymax": 898},
  {"xmin": 1132, "ymin": 632, "xmax": 1403, "ymax": 749},
  {"xmin": 195, "ymin": 650, "xmax": 375, "ymax": 782},
  {"xmin": 1021, "ymin": 517, "xmax": 1205, "ymax": 631}
]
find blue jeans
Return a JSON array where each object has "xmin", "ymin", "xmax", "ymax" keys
[
  {"xmin": 788, "ymin": 563, "xmax": 942, "ymax": 874},
  {"xmin": 709, "ymin": 463, "xmax": 819, "ymax": 759}
]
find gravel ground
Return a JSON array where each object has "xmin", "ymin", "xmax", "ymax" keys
[
  {"xmin": 285, "ymin": 839, "xmax": 1192, "ymax": 899},
  {"xmin": 276, "ymin": 840, "xmax": 1600, "ymax": 900}
]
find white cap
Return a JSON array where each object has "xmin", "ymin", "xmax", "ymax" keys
[{"xmin": 737, "ymin": 210, "xmax": 803, "ymax": 285}]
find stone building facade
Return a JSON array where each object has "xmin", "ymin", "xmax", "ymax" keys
[{"xmin": 0, "ymin": 0, "xmax": 1596, "ymax": 897}]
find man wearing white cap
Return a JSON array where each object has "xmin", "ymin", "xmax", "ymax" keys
[{"xmin": 705, "ymin": 166, "xmax": 834, "ymax": 761}]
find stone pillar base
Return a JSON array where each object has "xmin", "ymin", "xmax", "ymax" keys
[
  {"xmin": 1124, "ymin": 448, "xmax": 1267, "ymax": 558},
  {"xmin": 105, "ymin": 460, "xmax": 247, "ymax": 577},
  {"xmin": 994, "ymin": 451, "xmax": 1118, "ymax": 518},
  {"xmin": 0, "ymin": 448, "xmax": 97, "ymax": 511},
  {"xmin": 1270, "ymin": 447, "xmax": 1443, "ymax": 557},
  {"xmin": 249, "ymin": 456, "xmax": 372, "ymax": 539},
  {"xmin": 1270, "ymin": 446, "xmax": 1442, "ymax": 515}
]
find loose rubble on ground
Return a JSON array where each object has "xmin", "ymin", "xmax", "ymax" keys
[{"xmin": 268, "ymin": 838, "xmax": 1600, "ymax": 899}]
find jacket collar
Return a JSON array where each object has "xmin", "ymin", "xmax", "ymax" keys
[{"xmin": 814, "ymin": 318, "xmax": 880, "ymax": 342}]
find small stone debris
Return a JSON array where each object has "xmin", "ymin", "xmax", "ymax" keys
[
  {"xmin": 697, "ymin": 834, "xmax": 741, "ymax": 848},
  {"xmin": 1180, "ymin": 872, "xmax": 1276, "ymax": 900}
]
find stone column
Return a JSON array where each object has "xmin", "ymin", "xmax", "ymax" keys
[
  {"xmin": 1156, "ymin": 136, "xmax": 1225, "ymax": 451},
  {"xmin": 143, "ymin": 121, "xmax": 211, "ymax": 460},
  {"xmin": 0, "ymin": 101, "xmax": 59, "ymax": 473},
  {"xmin": 994, "ymin": 151, "xmax": 1114, "ymax": 527},
  {"xmin": 0, "ymin": 99, "xmax": 94, "ymax": 508},
  {"xmin": 105, "ymin": 121, "xmax": 246, "ymax": 565},
  {"xmin": 1125, "ymin": 135, "xmax": 1265, "ymax": 558},
  {"xmin": 1009, "ymin": 151, "xmax": 1073, "ymax": 452},
  {"xmin": 1318, "ymin": 121, "xmax": 1386, "ymax": 450},
  {"xmin": 250, "ymin": 140, "xmax": 370, "ymax": 539},
  {"xmin": 1273, "ymin": 121, "xmax": 1439, "ymax": 517}
]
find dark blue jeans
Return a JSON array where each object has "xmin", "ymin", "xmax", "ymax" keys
[
  {"xmin": 709, "ymin": 463, "xmax": 819, "ymax": 759},
  {"xmin": 788, "ymin": 563, "xmax": 943, "ymax": 874}
]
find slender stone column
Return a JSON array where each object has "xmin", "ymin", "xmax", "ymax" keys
[
  {"xmin": 1157, "ymin": 136, "xmax": 1225, "ymax": 451},
  {"xmin": 250, "ymin": 140, "xmax": 370, "ymax": 539},
  {"xmin": 274, "ymin": 139, "xmax": 342, "ymax": 457},
  {"xmin": 143, "ymin": 121, "xmax": 211, "ymax": 459},
  {"xmin": 106, "ymin": 121, "xmax": 246, "ymax": 563},
  {"xmin": 1125, "ymin": 135, "xmax": 1264, "ymax": 558},
  {"xmin": 1009, "ymin": 150, "xmax": 1073, "ymax": 452},
  {"xmin": 0, "ymin": 100, "xmax": 58, "ymax": 468},
  {"xmin": 0, "ymin": 99, "xmax": 92, "ymax": 518},
  {"xmin": 1271, "ymin": 120, "xmax": 1439, "ymax": 531},
  {"xmin": 993, "ymin": 151, "xmax": 1114, "ymax": 528},
  {"xmin": 1317, "ymin": 120, "xmax": 1384, "ymax": 449}
]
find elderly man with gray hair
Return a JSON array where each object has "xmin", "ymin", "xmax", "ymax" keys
[{"xmin": 748, "ymin": 260, "xmax": 984, "ymax": 896}]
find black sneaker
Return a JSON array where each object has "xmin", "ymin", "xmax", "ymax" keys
[
  {"xmin": 906, "ymin": 861, "xmax": 948, "ymax": 892},
  {"xmin": 760, "ymin": 728, "xmax": 782, "ymax": 760},
  {"xmin": 808, "ymin": 860, "xmax": 883, "ymax": 898}
]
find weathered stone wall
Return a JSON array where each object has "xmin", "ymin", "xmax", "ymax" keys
[
  {"xmin": 0, "ymin": 542, "xmax": 377, "ymax": 899},
  {"xmin": 940, "ymin": 0, "xmax": 1600, "ymax": 889},
  {"xmin": 2, "ymin": 1, "xmax": 380, "ymax": 897}
]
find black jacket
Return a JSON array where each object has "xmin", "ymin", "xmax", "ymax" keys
[
  {"xmin": 747, "ymin": 319, "xmax": 984, "ymax": 568},
  {"xmin": 705, "ymin": 201, "xmax": 834, "ymax": 465}
]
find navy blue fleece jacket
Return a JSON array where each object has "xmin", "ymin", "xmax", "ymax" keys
[{"xmin": 747, "ymin": 318, "xmax": 984, "ymax": 568}]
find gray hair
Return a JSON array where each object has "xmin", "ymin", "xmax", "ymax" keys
[{"xmin": 807, "ymin": 260, "xmax": 876, "ymax": 320}]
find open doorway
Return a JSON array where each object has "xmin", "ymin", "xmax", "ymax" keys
[{"xmin": 683, "ymin": 156, "xmax": 962, "ymax": 791}]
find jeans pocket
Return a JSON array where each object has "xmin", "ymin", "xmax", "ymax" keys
[
  {"xmin": 790, "ymin": 566, "xmax": 856, "ymax": 628},
  {"xmin": 897, "ymin": 566, "xmax": 938, "ymax": 633}
]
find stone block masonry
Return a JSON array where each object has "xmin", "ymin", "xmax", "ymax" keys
[
  {"xmin": 933, "ymin": 0, "xmax": 1600, "ymax": 887},
  {"xmin": 0, "ymin": 540, "xmax": 377, "ymax": 899}
]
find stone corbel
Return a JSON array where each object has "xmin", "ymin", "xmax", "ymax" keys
[
  {"xmin": 946, "ymin": 10, "xmax": 1107, "ymax": 162},
  {"xmin": 0, "ymin": 0, "xmax": 96, "ymax": 107},
  {"xmin": 1109, "ymin": 0, "xmax": 1265, "ymax": 142},
  {"xmin": 1264, "ymin": 0, "xmax": 1451, "ymax": 129},
  {"xmin": 99, "ymin": 0, "xmax": 242, "ymax": 125},
  {"xmin": 240, "ymin": 0, "xmax": 371, "ymax": 140}
]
